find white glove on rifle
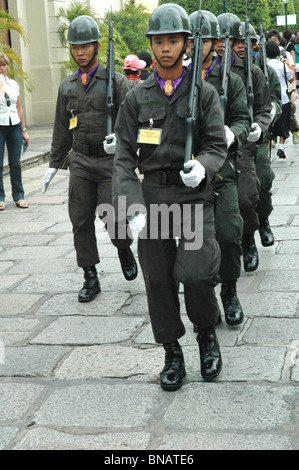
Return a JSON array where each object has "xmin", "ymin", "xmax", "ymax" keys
[
  {"xmin": 270, "ymin": 102, "xmax": 276, "ymax": 122},
  {"xmin": 103, "ymin": 133, "xmax": 116, "ymax": 154},
  {"xmin": 224, "ymin": 125, "xmax": 235, "ymax": 149},
  {"xmin": 42, "ymin": 168, "xmax": 58, "ymax": 194},
  {"xmin": 128, "ymin": 213, "xmax": 146, "ymax": 233},
  {"xmin": 247, "ymin": 122, "xmax": 262, "ymax": 142},
  {"xmin": 180, "ymin": 159, "xmax": 206, "ymax": 188}
]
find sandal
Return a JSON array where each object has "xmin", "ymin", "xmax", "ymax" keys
[
  {"xmin": 15, "ymin": 199, "xmax": 29, "ymax": 209},
  {"xmin": 0, "ymin": 201, "xmax": 5, "ymax": 211}
]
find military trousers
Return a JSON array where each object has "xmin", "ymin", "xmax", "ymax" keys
[
  {"xmin": 68, "ymin": 150, "xmax": 132, "ymax": 268},
  {"xmin": 214, "ymin": 158, "xmax": 243, "ymax": 281},
  {"xmin": 137, "ymin": 179, "xmax": 220, "ymax": 345},
  {"xmin": 255, "ymin": 140, "xmax": 275, "ymax": 220},
  {"xmin": 236, "ymin": 143, "xmax": 261, "ymax": 235}
]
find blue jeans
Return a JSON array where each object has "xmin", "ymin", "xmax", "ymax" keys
[{"xmin": 0, "ymin": 122, "xmax": 24, "ymax": 202}]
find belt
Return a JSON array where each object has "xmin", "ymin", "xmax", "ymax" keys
[
  {"xmin": 72, "ymin": 140, "xmax": 105, "ymax": 157},
  {"xmin": 144, "ymin": 169, "xmax": 184, "ymax": 185}
]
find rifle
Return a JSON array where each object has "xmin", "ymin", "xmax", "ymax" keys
[
  {"xmin": 244, "ymin": 16, "xmax": 254, "ymax": 123},
  {"xmin": 106, "ymin": 21, "xmax": 114, "ymax": 140},
  {"xmin": 184, "ymin": 7, "xmax": 204, "ymax": 169},
  {"xmin": 219, "ymin": 19, "xmax": 231, "ymax": 121},
  {"xmin": 258, "ymin": 23, "xmax": 269, "ymax": 88}
]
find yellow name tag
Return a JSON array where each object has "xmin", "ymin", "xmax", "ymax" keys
[
  {"xmin": 69, "ymin": 116, "xmax": 78, "ymax": 130},
  {"xmin": 137, "ymin": 128, "xmax": 162, "ymax": 145}
]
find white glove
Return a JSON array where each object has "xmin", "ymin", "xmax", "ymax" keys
[
  {"xmin": 128, "ymin": 213, "xmax": 146, "ymax": 233},
  {"xmin": 270, "ymin": 102, "xmax": 276, "ymax": 122},
  {"xmin": 180, "ymin": 160, "xmax": 206, "ymax": 188},
  {"xmin": 247, "ymin": 122, "xmax": 262, "ymax": 142},
  {"xmin": 224, "ymin": 125, "xmax": 235, "ymax": 149},
  {"xmin": 42, "ymin": 168, "xmax": 58, "ymax": 194},
  {"xmin": 103, "ymin": 133, "xmax": 116, "ymax": 154}
]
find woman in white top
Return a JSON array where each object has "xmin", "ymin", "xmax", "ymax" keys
[
  {"xmin": 0, "ymin": 52, "xmax": 29, "ymax": 210},
  {"xmin": 266, "ymin": 41, "xmax": 293, "ymax": 159}
]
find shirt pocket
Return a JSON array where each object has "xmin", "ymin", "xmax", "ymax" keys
[
  {"xmin": 138, "ymin": 107, "xmax": 166, "ymax": 128},
  {"xmin": 66, "ymin": 99, "xmax": 79, "ymax": 114}
]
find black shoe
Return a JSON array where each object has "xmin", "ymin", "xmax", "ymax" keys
[
  {"xmin": 160, "ymin": 341, "xmax": 186, "ymax": 391},
  {"xmin": 259, "ymin": 218, "xmax": 275, "ymax": 247},
  {"xmin": 196, "ymin": 325, "xmax": 222, "ymax": 380},
  {"xmin": 277, "ymin": 149, "xmax": 286, "ymax": 159},
  {"xmin": 118, "ymin": 248, "xmax": 138, "ymax": 281},
  {"xmin": 220, "ymin": 281, "xmax": 244, "ymax": 326},
  {"xmin": 78, "ymin": 267, "xmax": 101, "ymax": 303},
  {"xmin": 242, "ymin": 235, "xmax": 259, "ymax": 272}
]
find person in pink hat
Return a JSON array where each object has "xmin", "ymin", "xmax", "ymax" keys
[{"xmin": 123, "ymin": 54, "xmax": 146, "ymax": 86}]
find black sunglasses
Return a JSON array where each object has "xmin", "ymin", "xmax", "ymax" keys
[{"xmin": 4, "ymin": 92, "xmax": 10, "ymax": 107}]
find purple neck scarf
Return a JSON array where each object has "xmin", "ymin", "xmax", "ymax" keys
[
  {"xmin": 77, "ymin": 65, "xmax": 99, "ymax": 90},
  {"xmin": 202, "ymin": 62, "xmax": 214, "ymax": 80},
  {"xmin": 155, "ymin": 68, "xmax": 186, "ymax": 98}
]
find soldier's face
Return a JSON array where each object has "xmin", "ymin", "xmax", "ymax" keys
[
  {"xmin": 233, "ymin": 39, "xmax": 245, "ymax": 58},
  {"xmin": 215, "ymin": 38, "xmax": 233, "ymax": 57},
  {"xmin": 71, "ymin": 42, "xmax": 100, "ymax": 68},
  {"xmin": 150, "ymin": 33, "xmax": 189, "ymax": 70}
]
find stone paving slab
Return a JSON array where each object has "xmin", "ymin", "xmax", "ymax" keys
[
  {"xmin": 30, "ymin": 316, "xmax": 146, "ymax": 345},
  {"xmin": 0, "ymin": 127, "xmax": 299, "ymax": 450}
]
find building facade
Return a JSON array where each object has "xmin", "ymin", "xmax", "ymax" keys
[{"xmin": 4, "ymin": 0, "xmax": 158, "ymax": 125}]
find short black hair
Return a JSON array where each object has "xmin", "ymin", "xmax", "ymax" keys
[
  {"xmin": 138, "ymin": 51, "xmax": 153, "ymax": 67},
  {"xmin": 266, "ymin": 29, "xmax": 281, "ymax": 41},
  {"xmin": 266, "ymin": 40, "xmax": 280, "ymax": 59}
]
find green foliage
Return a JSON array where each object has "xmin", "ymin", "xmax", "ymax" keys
[
  {"xmin": 0, "ymin": 9, "xmax": 33, "ymax": 93},
  {"xmin": 159, "ymin": 0, "xmax": 273, "ymax": 31},
  {"xmin": 57, "ymin": 0, "xmax": 131, "ymax": 74},
  {"xmin": 104, "ymin": 1, "xmax": 151, "ymax": 56}
]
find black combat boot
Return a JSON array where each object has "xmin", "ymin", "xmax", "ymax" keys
[
  {"xmin": 242, "ymin": 234, "xmax": 259, "ymax": 272},
  {"xmin": 259, "ymin": 218, "xmax": 275, "ymax": 247},
  {"xmin": 196, "ymin": 325, "xmax": 222, "ymax": 380},
  {"xmin": 78, "ymin": 266, "xmax": 101, "ymax": 303},
  {"xmin": 118, "ymin": 248, "xmax": 138, "ymax": 281},
  {"xmin": 160, "ymin": 341, "xmax": 186, "ymax": 391},
  {"xmin": 220, "ymin": 281, "xmax": 244, "ymax": 326}
]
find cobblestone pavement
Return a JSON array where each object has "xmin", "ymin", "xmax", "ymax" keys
[{"xmin": 0, "ymin": 123, "xmax": 299, "ymax": 450}]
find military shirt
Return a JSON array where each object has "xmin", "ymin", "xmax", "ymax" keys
[{"xmin": 49, "ymin": 63, "xmax": 131, "ymax": 169}]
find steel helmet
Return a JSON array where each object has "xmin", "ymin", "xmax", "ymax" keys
[
  {"xmin": 241, "ymin": 22, "xmax": 257, "ymax": 41},
  {"xmin": 67, "ymin": 15, "xmax": 101, "ymax": 44},
  {"xmin": 146, "ymin": 3, "xmax": 191, "ymax": 37},
  {"xmin": 189, "ymin": 10, "xmax": 220, "ymax": 40},
  {"xmin": 217, "ymin": 13, "xmax": 243, "ymax": 40}
]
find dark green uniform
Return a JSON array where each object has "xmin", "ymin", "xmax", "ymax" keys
[
  {"xmin": 113, "ymin": 68, "xmax": 227, "ymax": 344},
  {"xmin": 50, "ymin": 64, "xmax": 132, "ymax": 267},
  {"xmin": 231, "ymin": 55, "xmax": 272, "ymax": 235},
  {"xmin": 207, "ymin": 64, "xmax": 250, "ymax": 280},
  {"xmin": 254, "ymin": 62, "xmax": 282, "ymax": 220}
]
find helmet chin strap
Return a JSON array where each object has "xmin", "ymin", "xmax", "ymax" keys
[
  {"xmin": 203, "ymin": 39, "xmax": 216, "ymax": 64},
  {"xmin": 152, "ymin": 36, "xmax": 189, "ymax": 69},
  {"xmin": 71, "ymin": 42, "xmax": 98, "ymax": 68}
]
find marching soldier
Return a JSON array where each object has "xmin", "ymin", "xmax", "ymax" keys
[
  {"xmin": 252, "ymin": 26, "xmax": 282, "ymax": 247},
  {"xmin": 42, "ymin": 16, "xmax": 137, "ymax": 303},
  {"xmin": 189, "ymin": 10, "xmax": 251, "ymax": 326},
  {"xmin": 226, "ymin": 14, "xmax": 272, "ymax": 272},
  {"xmin": 112, "ymin": 3, "xmax": 227, "ymax": 390}
]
